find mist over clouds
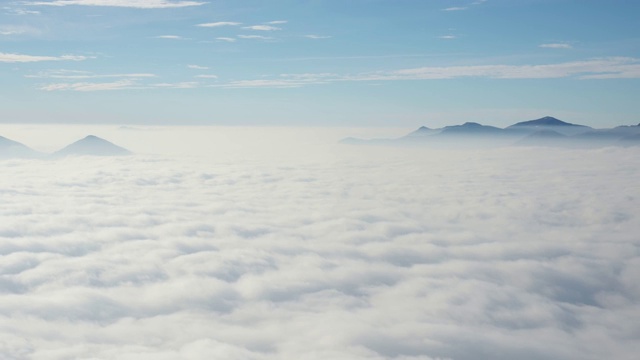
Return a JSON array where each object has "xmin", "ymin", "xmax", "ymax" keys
[{"xmin": 1, "ymin": 127, "xmax": 639, "ymax": 359}]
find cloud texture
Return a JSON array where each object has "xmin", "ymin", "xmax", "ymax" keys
[{"xmin": 0, "ymin": 127, "xmax": 639, "ymax": 359}]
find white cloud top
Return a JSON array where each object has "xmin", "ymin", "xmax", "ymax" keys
[{"xmin": 0, "ymin": 128, "xmax": 638, "ymax": 359}]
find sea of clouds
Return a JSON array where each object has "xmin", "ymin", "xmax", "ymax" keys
[{"xmin": 0, "ymin": 126, "xmax": 639, "ymax": 360}]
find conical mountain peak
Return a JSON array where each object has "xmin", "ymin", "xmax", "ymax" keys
[{"xmin": 54, "ymin": 135, "xmax": 131, "ymax": 157}]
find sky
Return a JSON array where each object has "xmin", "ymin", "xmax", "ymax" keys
[{"xmin": 1, "ymin": 0, "xmax": 639, "ymax": 127}]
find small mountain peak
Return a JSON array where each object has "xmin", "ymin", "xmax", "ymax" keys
[
  {"xmin": 0, "ymin": 135, "xmax": 42, "ymax": 158},
  {"xmin": 462, "ymin": 122, "xmax": 482, "ymax": 126},
  {"xmin": 509, "ymin": 116, "xmax": 589, "ymax": 128},
  {"xmin": 54, "ymin": 135, "xmax": 131, "ymax": 157}
]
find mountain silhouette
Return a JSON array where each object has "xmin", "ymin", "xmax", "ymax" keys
[
  {"xmin": 0, "ymin": 135, "xmax": 42, "ymax": 159},
  {"xmin": 440, "ymin": 122, "xmax": 506, "ymax": 136},
  {"xmin": 507, "ymin": 116, "xmax": 592, "ymax": 136},
  {"xmin": 341, "ymin": 116, "xmax": 640, "ymax": 148},
  {"xmin": 53, "ymin": 135, "xmax": 131, "ymax": 157}
]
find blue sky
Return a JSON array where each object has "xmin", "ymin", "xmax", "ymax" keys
[{"xmin": 1, "ymin": 0, "xmax": 639, "ymax": 127}]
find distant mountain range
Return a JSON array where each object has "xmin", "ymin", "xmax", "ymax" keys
[
  {"xmin": 0, "ymin": 135, "xmax": 131, "ymax": 159},
  {"xmin": 342, "ymin": 116, "xmax": 640, "ymax": 148}
]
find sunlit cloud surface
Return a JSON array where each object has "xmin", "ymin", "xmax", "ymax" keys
[{"xmin": 0, "ymin": 127, "xmax": 639, "ymax": 359}]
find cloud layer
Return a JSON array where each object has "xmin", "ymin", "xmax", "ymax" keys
[
  {"xmin": 0, "ymin": 52, "xmax": 89, "ymax": 63},
  {"xmin": 1, "ymin": 127, "xmax": 639, "ymax": 359},
  {"xmin": 33, "ymin": 57, "xmax": 640, "ymax": 91}
]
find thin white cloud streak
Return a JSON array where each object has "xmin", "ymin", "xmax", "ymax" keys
[
  {"xmin": 443, "ymin": 0, "xmax": 487, "ymax": 11},
  {"xmin": 0, "ymin": 25, "xmax": 42, "ymax": 36},
  {"xmin": 196, "ymin": 21, "xmax": 241, "ymax": 28},
  {"xmin": 267, "ymin": 20, "xmax": 287, "ymax": 25},
  {"xmin": 0, "ymin": 52, "xmax": 89, "ymax": 63},
  {"xmin": 23, "ymin": 0, "xmax": 206, "ymax": 8},
  {"xmin": 26, "ymin": 71, "xmax": 156, "ymax": 79},
  {"xmin": 237, "ymin": 35, "xmax": 272, "ymax": 40},
  {"xmin": 439, "ymin": 35, "xmax": 457, "ymax": 39},
  {"xmin": 156, "ymin": 35, "xmax": 184, "ymax": 40},
  {"xmin": 384, "ymin": 57, "xmax": 640, "ymax": 80},
  {"xmin": 229, "ymin": 57, "xmax": 640, "ymax": 88},
  {"xmin": 539, "ymin": 43, "xmax": 573, "ymax": 49},
  {"xmin": 217, "ymin": 79, "xmax": 305, "ymax": 88},
  {"xmin": 38, "ymin": 79, "xmax": 139, "ymax": 91},
  {"xmin": 3, "ymin": 7, "xmax": 41, "ymax": 15},
  {"xmin": 187, "ymin": 64, "xmax": 208, "ymax": 70},
  {"xmin": 152, "ymin": 81, "xmax": 199, "ymax": 88},
  {"xmin": 304, "ymin": 35, "xmax": 331, "ymax": 39},
  {"xmin": 242, "ymin": 25, "xmax": 281, "ymax": 31},
  {"xmin": 216, "ymin": 37, "xmax": 236, "ymax": 42},
  {"xmin": 0, "ymin": 130, "xmax": 639, "ymax": 360},
  {"xmin": 34, "ymin": 57, "xmax": 640, "ymax": 92},
  {"xmin": 195, "ymin": 74, "xmax": 218, "ymax": 78}
]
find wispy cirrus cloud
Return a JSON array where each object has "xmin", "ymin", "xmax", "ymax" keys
[
  {"xmin": 3, "ymin": 6, "xmax": 41, "ymax": 15},
  {"xmin": 22, "ymin": 0, "xmax": 206, "ymax": 8},
  {"xmin": 35, "ymin": 71, "xmax": 156, "ymax": 91},
  {"xmin": 217, "ymin": 79, "xmax": 305, "ymax": 88},
  {"xmin": 187, "ymin": 64, "xmax": 208, "ymax": 70},
  {"xmin": 439, "ymin": 35, "xmax": 457, "ymax": 40},
  {"xmin": 237, "ymin": 34, "xmax": 272, "ymax": 40},
  {"xmin": 0, "ymin": 52, "xmax": 90, "ymax": 63},
  {"xmin": 209, "ymin": 57, "xmax": 640, "ymax": 89},
  {"xmin": 539, "ymin": 43, "xmax": 573, "ymax": 49},
  {"xmin": 152, "ymin": 81, "xmax": 199, "ymax": 88},
  {"xmin": 39, "ymin": 79, "xmax": 139, "ymax": 91},
  {"xmin": 442, "ymin": 6, "xmax": 467, "ymax": 11},
  {"xmin": 35, "ymin": 58, "xmax": 640, "ymax": 92},
  {"xmin": 26, "ymin": 70, "xmax": 156, "ymax": 79},
  {"xmin": 216, "ymin": 37, "xmax": 236, "ymax": 42},
  {"xmin": 304, "ymin": 34, "xmax": 331, "ymax": 39},
  {"xmin": 155, "ymin": 35, "xmax": 184, "ymax": 40},
  {"xmin": 196, "ymin": 21, "xmax": 241, "ymax": 28},
  {"xmin": 0, "ymin": 30, "xmax": 24, "ymax": 35},
  {"xmin": 242, "ymin": 25, "xmax": 281, "ymax": 31},
  {"xmin": 442, "ymin": 0, "xmax": 487, "ymax": 11},
  {"xmin": 384, "ymin": 57, "xmax": 640, "ymax": 80}
]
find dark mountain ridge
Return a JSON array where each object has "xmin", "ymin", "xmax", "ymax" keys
[
  {"xmin": 0, "ymin": 135, "xmax": 131, "ymax": 159},
  {"xmin": 0, "ymin": 136, "xmax": 43, "ymax": 159},
  {"xmin": 343, "ymin": 116, "xmax": 640, "ymax": 148},
  {"xmin": 53, "ymin": 135, "xmax": 131, "ymax": 157}
]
